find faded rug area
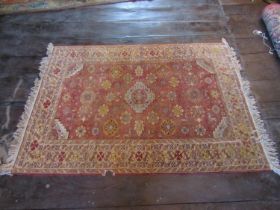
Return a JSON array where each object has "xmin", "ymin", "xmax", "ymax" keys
[
  {"xmin": 0, "ymin": 0, "xmax": 130, "ymax": 14},
  {"xmin": 1, "ymin": 41, "xmax": 279, "ymax": 175}
]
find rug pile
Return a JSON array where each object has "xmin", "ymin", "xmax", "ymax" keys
[{"xmin": 0, "ymin": 41, "xmax": 279, "ymax": 175}]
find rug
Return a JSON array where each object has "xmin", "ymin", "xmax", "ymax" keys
[
  {"xmin": 263, "ymin": 3, "xmax": 280, "ymax": 58},
  {"xmin": 0, "ymin": 0, "xmax": 131, "ymax": 14},
  {"xmin": 1, "ymin": 41, "xmax": 279, "ymax": 176}
]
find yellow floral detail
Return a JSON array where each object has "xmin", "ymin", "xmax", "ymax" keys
[
  {"xmin": 134, "ymin": 120, "xmax": 144, "ymax": 136},
  {"xmin": 123, "ymin": 73, "xmax": 132, "ymax": 84},
  {"xmin": 29, "ymin": 150, "xmax": 41, "ymax": 160},
  {"xmin": 67, "ymin": 151, "xmax": 81, "ymax": 162},
  {"xmin": 210, "ymin": 90, "xmax": 219, "ymax": 99},
  {"xmin": 110, "ymin": 149, "xmax": 123, "ymax": 162},
  {"xmin": 169, "ymin": 77, "xmax": 179, "ymax": 88},
  {"xmin": 235, "ymin": 123, "xmax": 250, "ymax": 138},
  {"xmin": 101, "ymin": 80, "xmax": 112, "ymax": 90},
  {"xmin": 111, "ymin": 66, "xmax": 122, "ymax": 79},
  {"xmin": 135, "ymin": 66, "xmax": 144, "ymax": 77},
  {"xmin": 62, "ymin": 93, "xmax": 71, "ymax": 102},
  {"xmin": 98, "ymin": 104, "xmax": 109, "ymax": 117},
  {"xmin": 172, "ymin": 105, "xmax": 184, "ymax": 117}
]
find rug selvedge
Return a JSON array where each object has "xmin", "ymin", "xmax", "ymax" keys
[{"xmin": 2, "ymin": 41, "xmax": 279, "ymax": 175}]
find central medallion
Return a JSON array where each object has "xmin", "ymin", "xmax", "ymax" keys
[{"xmin": 125, "ymin": 81, "xmax": 155, "ymax": 113}]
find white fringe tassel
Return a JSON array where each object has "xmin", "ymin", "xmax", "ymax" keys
[
  {"xmin": 222, "ymin": 38, "xmax": 280, "ymax": 175},
  {"xmin": 0, "ymin": 43, "xmax": 54, "ymax": 176}
]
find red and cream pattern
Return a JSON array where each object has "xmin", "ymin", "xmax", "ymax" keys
[{"xmin": 11, "ymin": 43, "xmax": 270, "ymax": 175}]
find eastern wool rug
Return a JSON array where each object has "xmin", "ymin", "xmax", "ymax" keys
[
  {"xmin": 0, "ymin": 0, "xmax": 131, "ymax": 14},
  {"xmin": 1, "ymin": 41, "xmax": 279, "ymax": 176}
]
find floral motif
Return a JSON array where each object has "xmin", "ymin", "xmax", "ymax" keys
[
  {"xmin": 120, "ymin": 111, "xmax": 132, "ymax": 125},
  {"xmin": 186, "ymin": 88, "xmax": 203, "ymax": 103},
  {"xmin": 212, "ymin": 105, "xmax": 220, "ymax": 114},
  {"xmin": 62, "ymin": 93, "xmax": 71, "ymax": 102},
  {"xmin": 123, "ymin": 73, "xmax": 132, "ymax": 84},
  {"xmin": 43, "ymin": 99, "xmax": 51, "ymax": 109},
  {"xmin": 80, "ymin": 90, "xmax": 95, "ymax": 104},
  {"xmin": 134, "ymin": 120, "xmax": 144, "ymax": 136},
  {"xmin": 103, "ymin": 119, "xmax": 119, "ymax": 136},
  {"xmin": 53, "ymin": 67, "xmax": 60, "ymax": 75},
  {"xmin": 78, "ymin": 105, "xmax": 91, "ymax": 121},
  {"xmin": 167, "ymin": 91, "xmax": 176, "ymax": 101},
  {"xmin": 30, "ymin": 140, "xmax": 39, "ymax": 151},
  {"xmin": 58, "ymin": 151, "xmax": 66, "ymax": 162},
  {"xmin": 146, "ymin": 73, "xmax": 157, "ymax": 84},
  {"xmin": 174, "ymin": 150, "xmax": 183, "ymax": 161},
  {"xmin": 106, "ymin": 92, "xmax": 116, "ymax": 103},
  {"xmin": 185, "ymin": 73, "xmax": 198, "ymax": 86},
  {"xmin": 113, "ymin": 82, "xmax": 121, "ymax": 90},
  {"xmin": 181, "ymin": 127, "xmax": 189, "ymax": 135},
  {"xmin": 204, "ymin": 77, "xmax": 213, "ymax": 84},
  {"xmin": 158, "ymin": 65, "xmax": 168, "ymax": 75},
  {"xmin": 162, "ymin": 106, "xmax": 169, "ymax": 114},
  {"xmin": 92, "ymin": 127, "xmax": 99, "ymax": 136},
  {"xmin": 234, "ymin": 123, "xmax": 251, "ymax": 138},
  {"xmin": 111, "ymin": 66, "xmax": 122, "ymax": 79},
  {"xmin": 161, "ymin": 119, "xmax": 176, "ymax": 136},
  {"xmin": 87, "ymin": 64, "xmax": 96, "ymax": 73},
  {"xmin": 190, "ymin": 105, "xmax": 205, "ymax": 118},
  {"xmin": 147, "ymin": 111, "xmax": 159, "ymax": 125},
  {"xmin": 98, "ymin": 104, "xmax": 109, "ymax": 117},
  {"xmin": 75, "ymin": 126, "xmax": 86, "ymax": 138},
  {"xmin": 101, "ymin": 80, "xmax": 112, "ymax": 90},
  {"xmin": 135, "ymin": 65, "xmax": 144, "ymax": 77},
  {"xmin": 172, "ymin": 105, "xmax": 184, "ymax": 117},
  {"xmin": 182, "ymin": 63, "xmax": 192, "ymax": 71},
  {"xmin": 96, "ymin": 151, "xmax": 105, "ymax": 161},
  {"xmin": 210, "ymin": 90, "xmax": 219, "ymax": 99},
  {"xmin": 110, "ymin": 149, "xmax": 123, "ymax": 162},
  {"xmin": 169, "ymin": 76, "xmax": 179, "ymax": 88},
  {"xmin": 135, "ymin": 151, "xmax": 143, "ymax": 161},
  {"xmin": 125, "ymin": 82, "xmax": 155, "ymax": 113},
  {"xmin": 195, "ymin": 125, "xmax": 206, "ymax": 136}
]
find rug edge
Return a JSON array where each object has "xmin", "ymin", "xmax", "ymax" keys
[
  {"xmin": 0, "ymin": 43, "xmax": 54, "ymax": 176},
  {"xmin": 222, "ymin": 38, "xmax": 280, "ymax": 176}
]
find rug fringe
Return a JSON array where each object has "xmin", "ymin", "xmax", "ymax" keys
[
  {"xmin": 222, "ymin": 38, "xmax": 280, "ymax": 175},
  {"xmin": 0, "ymin": 43, "xmax": 54, "ymax": 176}
]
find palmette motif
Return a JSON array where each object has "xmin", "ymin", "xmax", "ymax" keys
[{"xmin": 12, "ymin": 43, "xmax": 270, "ymax": 175}]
